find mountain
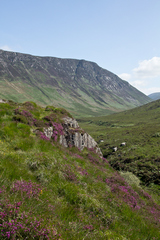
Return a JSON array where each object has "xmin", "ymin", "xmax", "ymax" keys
[
  {"xmin": 0, "ymin": 100, "xmax": 160, "ymax": 239},
  {"xmin": 148, "ymin": 92, "xmax": 160, "ymax": 100},
  {"xmin": 0, "ymin": 49, "xmax": 151, "ymax": 117},
  {"xmin": 79, "ymin": 99, "xmax": 160, "ymax": 186}
]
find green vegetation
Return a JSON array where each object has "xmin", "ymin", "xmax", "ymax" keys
[
  {"xmin": 79, "ymin": 99, "xmax": 160, "ymax": 187},
  {"xmin": 0, "ymin": 100, "xmax": 160, "ymax": 239}
]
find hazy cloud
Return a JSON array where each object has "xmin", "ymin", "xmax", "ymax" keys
[
  {"xmin": 0, "ymin": 45, "xmax": 13, "ymax": 51},
  {"xmin": 118, "ymin": 73, "xmax": 131, "ymax": 81},
  {"xmin": 133, "ymin": 57, "xmax": 160, "ymax": 78},
  {"xmin": 118, "ymin": 57, "xmax": 160, "ymax": 95}
]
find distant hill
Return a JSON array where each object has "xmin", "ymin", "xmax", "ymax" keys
[
  {"xmin": 0, "ymin": 49, "xmax": 151, "ymax": 117},
  {"xmin": 148, "ymin": 92, "xmax": 160, "ymax": 100}
]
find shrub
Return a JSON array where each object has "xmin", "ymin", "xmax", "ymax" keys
[
  {"xmin": 120, "ymin": 171, "xmax": 140, "ymax": 187},
  {"xmin": 152, "ymin": 132, "xmax": 160, "ymax": 137},
  {"xmin": 13, "ymin": 109, "xmax": 35, "ymax": 126},
  {"xmin": 13, "ymin": 114, "xmax": 28, "ymax": 124},
  {"xmin": 22, "ymin": 101, "xmax": 37, "ymax": 109},
  {"xmin": 45, "ymin": 106, "xmax": 56, "ymax": 111}
]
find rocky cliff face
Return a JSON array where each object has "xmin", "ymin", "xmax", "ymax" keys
[
  {"xmin": 44, "ymin": 117, "xmax": 102, "ymax": 157},
  {"xmin": 0, "ymin": 49, "xmax": 151, "ymax": 117}
]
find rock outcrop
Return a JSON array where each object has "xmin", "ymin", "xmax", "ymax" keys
[
  {"xmin": 44, "ymin": 117, "xmax": 102, "ymax": 157},
  {"xmin": 0, "ymin": 99, "xmax": 7, "ymax": 103},
  {"xmin": 43, "ymin": 127, "xmax": 53, "ymax": 139}
]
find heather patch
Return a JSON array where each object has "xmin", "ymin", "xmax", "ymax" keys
[
  {"xmin": 72, "ymin": 153, "xmax": 84, "ymax": 159},
  {"xmin": 51, "ymin": 122, "xmax": 64, "ymax": 141},
  {"xmin": 11, "ymin": 180, "xmax": 42, "ymax": 199},
  {"xmin": 0, "ymin": 183, "xmax": 60, "ymax": 240},
  {"xmin": 105, "ymin": 173, "xmax": 160, "ymax": 226},
  {"xmin": 63, "ymin": 165, "xmax": 78, "ymax": 182},
  {"xmin": 39, "ymin": 131, "xmax": 50, "ymax": 141},
  {"xmin": 76, "ymin": 166, "xmax": 88, "ymax": 176}
]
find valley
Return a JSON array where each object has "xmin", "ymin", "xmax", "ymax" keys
[{"xmin": 79, "ymin": 99, "xmax": 160, "ymax": 188}]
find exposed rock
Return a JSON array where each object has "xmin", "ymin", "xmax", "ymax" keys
[
  {"xmin": 62, "ymin": 117, "xmax": 79, "ymax": 129},
  {"xmin": 43, "ymin": 127, "xmax": 53, "ymax": 139},
  {"xmin": 120, "ymin": 142, "xmax": 126, "ymax": 147},
  {"xmin": 113, "ymin": 147, "xmax": 118, "ymax": 152},
  {"xmin": 0, "ymin": 99, "xmax": 7, "ymax": 103},
  {"xmin": 43, "ymin": 116, "xmax": 102, "ymax": 157}
]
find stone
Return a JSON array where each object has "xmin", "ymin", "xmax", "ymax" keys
[
  {"xmin": 43, "ymin": 117, "xmax": 103, "ymax": 157},
  {"xmin": 43, "ymin": 127, "xmax": 53, "ymax": 139},
  {"xmin": 0, "ymin": 99, "xmax": 7, "ymax": 103},
  {"xmin": 120, "ymin": 142, "xmax": 126, "ymax": 147},
  {"xmin": 113, "ymin": 147, "xmax": 118, "ymax": 152}
]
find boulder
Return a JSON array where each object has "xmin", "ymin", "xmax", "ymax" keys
[
  {"xmin": 113, "ymin": 147, "xmax": 118, "ymax": 152},
  {"xmin": 120, "ymin": 142, "xmax": 126, "ymax": 147}
]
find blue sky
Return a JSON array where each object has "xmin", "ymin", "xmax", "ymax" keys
[{"xmin": 1, "ymin": 0, "xmax": 160, "ymax": 95}]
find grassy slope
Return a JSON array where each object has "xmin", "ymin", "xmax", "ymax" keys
[
  {"xmin": 0, "ymin": 101, "xmax": 160, "ymax": 239},
  {"xmin": 0, "ymin": 78, "xmax": 117, "ymax": 118}
]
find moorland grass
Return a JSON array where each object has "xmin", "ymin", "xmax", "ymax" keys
[{"xmin": 0, "ymin": 101, "xmax": 160, "ymax": 239}]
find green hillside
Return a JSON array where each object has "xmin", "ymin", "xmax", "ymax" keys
[
  {"xmin": 0, "ymin": 49, "xmax": 151, "ymax": 118},
  {"xmin": 0, "ymin": 100, "xmax": 160, "ymax": 239}
]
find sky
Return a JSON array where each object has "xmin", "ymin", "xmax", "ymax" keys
[{"xmin": 1, "ymin": 0, "xmax": 160, "ymax": 95}]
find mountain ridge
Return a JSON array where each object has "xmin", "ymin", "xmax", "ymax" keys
[
  {"xmin": 0, "ymin": 49, "xmax": 151, "ymax": 117},
  {"xmin": 148, "ymin": 92, "xmax": 160, "ymax": 101}
]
